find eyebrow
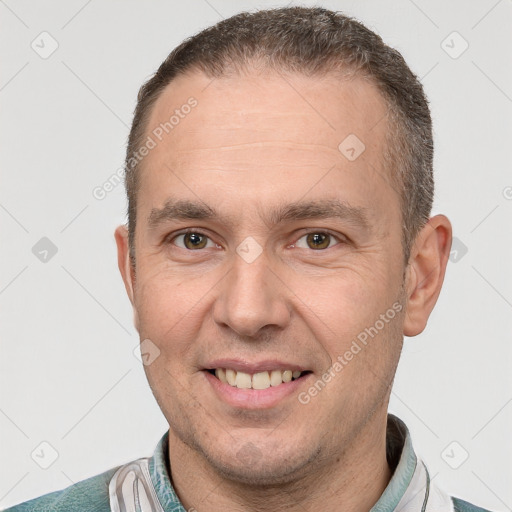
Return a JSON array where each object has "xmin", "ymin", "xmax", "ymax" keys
[{"xmin": 147, "ymin": 198, "xmax": 370, "ymax": 232}]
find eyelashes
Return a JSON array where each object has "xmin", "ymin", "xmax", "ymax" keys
[
  {"xmin": 292, "ymin": 232, "xmax": 341, "ymax": 250},
  {"xmin": 168, "ymin": 229, "xmax": 346, "ymax": 252},
  {"xmin": 171, "ymin": 231, "xmax": 218, "ymax": 250}
]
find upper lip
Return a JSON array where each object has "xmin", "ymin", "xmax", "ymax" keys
[{"xmin": 203, "ymin": 359, "xmax": 309, "ymax": 374}]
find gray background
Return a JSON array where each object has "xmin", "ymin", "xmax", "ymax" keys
[{"xmin": 1, "ymin": 0, "xmax": 511, "ymax": 510}]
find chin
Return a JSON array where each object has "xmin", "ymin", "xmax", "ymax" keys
[{"xmin": 201, "ymin": 439, "xmax": 321, "ymax": 487}]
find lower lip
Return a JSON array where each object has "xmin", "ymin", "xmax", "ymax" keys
[{"xmin": 204, "ymin": 371, "xmax": 311, "ymax": 409}]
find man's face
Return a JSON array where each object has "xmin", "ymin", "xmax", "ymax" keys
[{"xmin": 123, "ymin": 69, "xmax": 408, "ymax": 484}]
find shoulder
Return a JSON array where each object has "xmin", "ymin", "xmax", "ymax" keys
[
  {"xmin": 2, "ymin": 466, "xmax": 119, "ymax": 512},
  {"xmin": 452, "ymin": 496, "xmax": 496, "ymax": 512}
]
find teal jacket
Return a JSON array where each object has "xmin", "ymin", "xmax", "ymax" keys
[{"xmin": 2, "ymin": 415, "xmax": 495, "ymax": 512}]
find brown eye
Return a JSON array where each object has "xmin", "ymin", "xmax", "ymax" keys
[
  {"xmin": 294, "ymin": 232, "xmax": 339, "ymax": 250},
  {"xmin": 306, "ymin": 233, "xmax": 331, "ymax": 250},
  {"xmin": 174, "ymin": 232, "xmax": 212, "ymax": 250}
]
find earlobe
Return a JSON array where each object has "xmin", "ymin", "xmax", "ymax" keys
[
  {"xmin": 114, "ymin": 225, "xmax": 138, "ymax": 331},
  {"xmin": 403, "ymin": 215, "xmax": 452, "ymax": 337}
]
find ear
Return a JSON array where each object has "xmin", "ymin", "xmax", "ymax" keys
[
  {"xmin": 403, "ymin": 214, "xmax": 452, "ymax": 337},
  {"xmin": 114, "ymin": 224, "xmax": 139, "ymax": 332}
]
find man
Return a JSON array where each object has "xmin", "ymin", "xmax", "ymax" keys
[{"xmin": 4, "ymin": 6, "xmax": 494, "ymax": 512}]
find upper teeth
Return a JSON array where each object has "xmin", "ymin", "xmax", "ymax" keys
[{"xmin": 215, "ymin": 368, "xmax": 302, "ymax": 390}]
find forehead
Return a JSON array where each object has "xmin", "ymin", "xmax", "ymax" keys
[
  {"xmin": 137, "ymin": 69, "xmax": 397, "ymax": 229},
  {"xmin": 146, "ymin": 68, "xmax": 389, "ymax": 155}
]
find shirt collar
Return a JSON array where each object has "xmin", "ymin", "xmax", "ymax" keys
[
  {"xmin": 370, "ymin": 413, "xmax": 418, "ymax": 511},
  {"xmin": 148, "ymin": 432, "xmax": 184, "ymax": 511}
]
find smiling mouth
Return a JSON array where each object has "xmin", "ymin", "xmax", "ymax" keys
[{"xmin": 207, "ymin": 368, "xmax": 311, "ymax": 390}]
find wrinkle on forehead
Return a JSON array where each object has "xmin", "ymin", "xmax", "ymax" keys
[
  {"xmin": 141, "ymin": 69, "xmax": 390, "ymax": 175},
  {"xmin": 166, "ymin": 141, "xmax": 345, "ymax": 176},
  {"xmin": 147, "ymin": 69, "xmax": 388, "ymax": 141}
]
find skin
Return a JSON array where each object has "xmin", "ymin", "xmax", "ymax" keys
[{"xmin": 115, "ymin": 68, "xmax": 452, "ymax": 511}]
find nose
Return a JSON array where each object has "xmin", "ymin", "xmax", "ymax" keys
[{"xmin": 213, "ymin": 249, "xmax": 291, "ymax": 338}]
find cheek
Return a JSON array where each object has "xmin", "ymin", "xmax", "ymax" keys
[
  {"xmin": 290, "ymin": 259, "xmax": 403, "ymax": 353},
  {"xmin": 301, "ymin": 257, "xmax": 395, "ymax": 308},
  {"xmin": 133, "ymin": 269, "xmax": 208, "ymax": 358}
]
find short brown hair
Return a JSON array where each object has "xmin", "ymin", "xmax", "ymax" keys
[{"xmin": 124, "ymin": 6, "xmax": 434, "ymax": 266}]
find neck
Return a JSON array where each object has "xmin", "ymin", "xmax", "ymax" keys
[{"xmin": 167, "ymin": 410, "xmax": 393, "ymax": 512}]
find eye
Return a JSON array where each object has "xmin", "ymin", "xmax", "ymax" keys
[
  {"xmin": 293, "ymin": 232, "xmax": 341, "ymax": 250},
  {"xmin": 172, "ymin": 231, "xmax": 217, "ymax": 250}
]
